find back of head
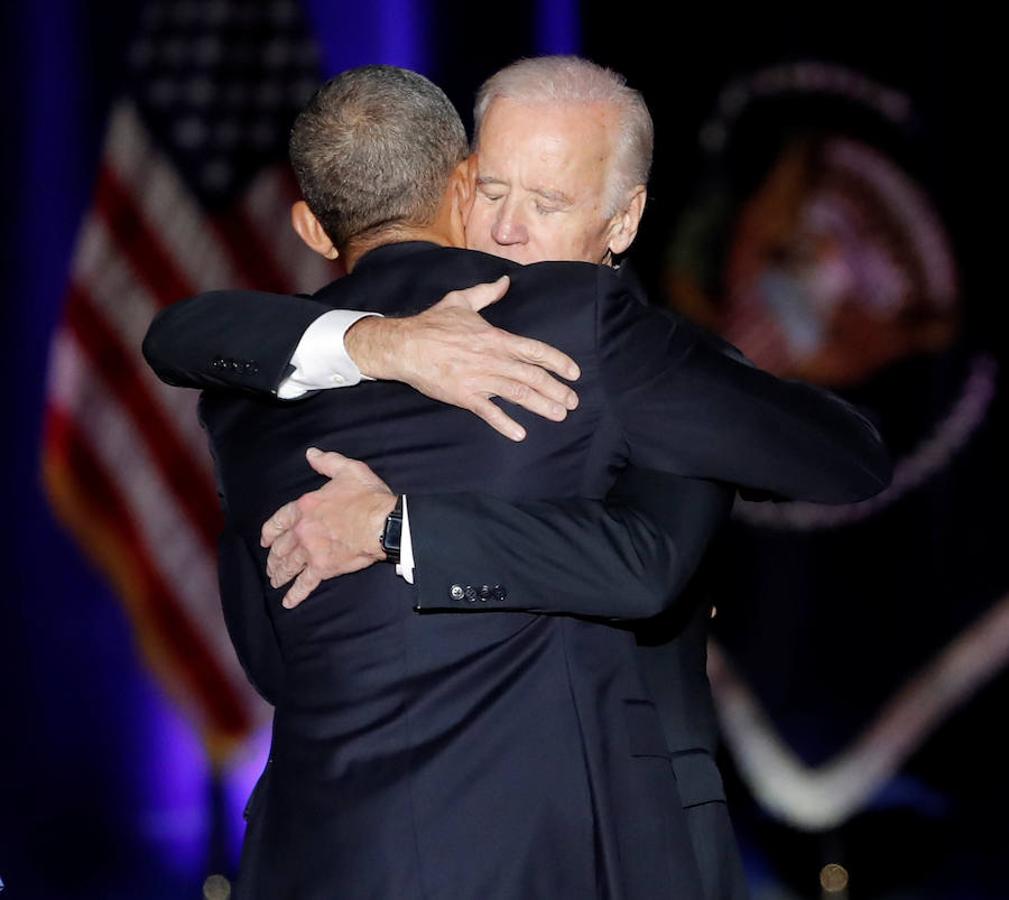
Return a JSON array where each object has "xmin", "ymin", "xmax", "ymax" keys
[
  {"xmin": 473, "ymin": 56, "xmax": 653, "ymax": 212},
  {"xmin": 290, "ymin": 65, "xmax": 468, "ymax": 248}
]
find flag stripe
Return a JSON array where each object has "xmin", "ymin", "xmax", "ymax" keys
[
  {"xmin": 105, "ymin": 103, "xmax": 239, "ymax": 293},
  {"xmin": 212, "ymin": 205, "xmax": 297, "ymax": 293},
  {"xmin": 242, "ymin": 166, "xmax": 337, "ymax": 294},
  {"xmin": 95, "ymin": 163, "xmax": 195, "ymax": 306},
  {"xmin": 44, "ymin": 405, "xmax": 252, "ymax": 739},
  {"xmin": 71, "ymin": 215, "xmax": 215, "ymax": 476},
  {"xmin": 47, "ymin": 332, "xmax": 244, "ymax": 678},
  {"xmin": 63, "ymin": 284, "xmax": 221, "ymax": 552}
]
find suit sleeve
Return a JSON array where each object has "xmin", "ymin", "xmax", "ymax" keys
[
  {"xmin": 594, "ymin": 268, "xmax": 892, "ymax": 503},
  {"xmin": 409, "ymin": 468, "xmax": 733, "ymax": 619},
  {"xmin": 142, "ymin": 290, "xmax": 333, "ymax": 394}
]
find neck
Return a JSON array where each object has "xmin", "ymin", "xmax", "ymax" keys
[
  {"xmin": 343, "ymin": 225, "xmax": 455, "ymax": 271},
  {"xmin": 343, "ymin": 186, "xmax": 464, "ymax": 271}
]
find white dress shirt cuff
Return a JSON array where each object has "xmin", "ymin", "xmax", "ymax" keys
[
  {"xmin": 277, "ymin": 309, "xmax": 382, "ymax": 399},
  {"xmin": 394, "ymin": 495, "xmax": 415, "ymax": 585}
]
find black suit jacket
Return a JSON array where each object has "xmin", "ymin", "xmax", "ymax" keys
[{"xmin": 144, "ymin": 241, "xmax": 890, "ymax": 899}]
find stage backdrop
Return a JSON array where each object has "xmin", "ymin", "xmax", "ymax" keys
[{"xmin": 2, "ymin": 2, "xmax": 1001, "ymax": 898}]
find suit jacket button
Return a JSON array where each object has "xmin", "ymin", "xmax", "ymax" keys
[
  {"xmin": 493, "ymin": 585, "xmax": 506, "ymax": 601},
  {"xmin": 211, "ymin": 356, "xmax": 225, "ymax": 370},
  {"xmin": 464, "ymin": 585, "xmax": 478, "ymax": 602},
  {"xmin": 449, "ymin": 584, "xmax": 464, "ymax": 601},
  {"xmin": 478, "ymin": 585, "xmax": 492, "ymax": 601}
]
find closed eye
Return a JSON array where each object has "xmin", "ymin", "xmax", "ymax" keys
[
  {"xmin": 476, "ymin": 177, "xmax": 507, "ymax": 203},
  {"xmin": 532, "ymin": 189, "xmax": 571, "ymax": 214}
]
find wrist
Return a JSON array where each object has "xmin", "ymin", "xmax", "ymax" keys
[
  {"xmin": 345, "ymin": 316, "xmax": 402, "ymax": 381},
  {"xmin": 370, "ymin": 493, "xmax": 400, "ymax": 562}
]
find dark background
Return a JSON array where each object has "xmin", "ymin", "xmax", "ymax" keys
[{"xmin": 2, "ymin": 2, "xmax": 1002, "ymax": 897}]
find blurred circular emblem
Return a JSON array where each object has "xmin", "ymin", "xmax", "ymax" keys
[
  {"xmin": 665, "ymin": 63, "xmax": 959, "ymax": 387},
  {"xmin": 819, "ymin": 862, "xmax": 850, "ymax": 892}
]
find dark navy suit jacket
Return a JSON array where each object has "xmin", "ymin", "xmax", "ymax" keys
[{"xmin": 144, "ymin": 241, "xmax": 890, "ymax": 899}]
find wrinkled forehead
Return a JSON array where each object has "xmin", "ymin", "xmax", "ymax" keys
[
  {"xmin": 477, "ymin": 97, "xmax": 618, "ymax": 153},
  {"xmin": 475, "ymin": 98, "xmax": 620, "ymax": 195}
]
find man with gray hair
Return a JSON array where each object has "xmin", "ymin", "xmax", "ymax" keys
[
  {"xmin": 146, "ymin": 59, "xmax": 889, "ymax": 898},
  {"xmin": 467, "ymin": 55, "xmax": 653, "ymax": 266}
]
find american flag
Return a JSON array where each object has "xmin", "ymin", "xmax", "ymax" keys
[{"xmin": 41, "ymin": 0, "xmax": 334, "ymax": 759}]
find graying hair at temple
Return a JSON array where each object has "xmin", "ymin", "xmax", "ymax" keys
[
  {"xmin": 290, "ymin": 65, "xmax": 469, "ymax": 248},
  {"xmin": 473, "ymin": 55, "xmax": 654, "ymax": 214}
]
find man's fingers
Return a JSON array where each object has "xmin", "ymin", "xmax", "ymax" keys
[
  {"xmin": 483, "ymin": 377, "xmax": 568, "ymax": 422},
  {"xmin": 501, "ymin": 360, "xmax": 579, "ymax": 411},
  {"xmin": 269, "ymin": 547, "xmax": 308, "ymax": 588},
  {"xmin": 305, "ymin": 446, "xmax": 348, "ymax": 478},
  {"xmin": 454, "ymin": 275, "xmax": 510, "ymax": 312},
  {"xmin": 268, "ymin": 528, "xmax": 299, "ymax": 562},
  {"xmin": 477, "ymin": 357, "xmax": 578, "ymax": 411},
  {"xmin": 282, "ymin": 567, "xmax": 322, "ymax": 609},
  {"xmin": 326, "ymin": 454, "xmax": 390, "ymax": 491},
  {"xmin": 511, "ymin": 336, "xmax": 580, "ymax": 383},
  {"xmin": 261, "ymin": 501, "xmax": 299, "ymax": 547},
  {"xmin": 469, "ymin": 398, "xmax": 526, "ymax": 442},
  {"xmin": 266, "ymin": 531, "xmax": 300, "ymax": 584}
]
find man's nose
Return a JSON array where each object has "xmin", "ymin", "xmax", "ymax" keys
[{"xmin": 491, "ymin": 204, "xmax": 528, "ymax": 246}]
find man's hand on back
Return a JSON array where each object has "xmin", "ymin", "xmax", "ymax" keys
[
  {"xmin": 345, "ymin": 275, "xmax": 580, "ymax": 442},
  {"xmin": 261, "ymin": 448, "xmax": 396, "ymax": 608}
]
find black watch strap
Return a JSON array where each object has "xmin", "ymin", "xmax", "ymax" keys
[{"xmin": 380, "ymin": 495, "xmax": 404, "ymax": 565}]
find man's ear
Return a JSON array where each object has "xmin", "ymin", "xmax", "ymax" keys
[
  {"xmin": 453, "ymin": 156, "xmax": 478, "ymax": 221},
  {"xmin": 605, "ymin": 186, "xmax": 647, "ymax": 257},
  {"xmin": 290, "ymin": 201, "xmax": 339, "ymax": 260},
  {"xmin": 445, "ymin": 156, "xmax": 477, "ymax": 246}
]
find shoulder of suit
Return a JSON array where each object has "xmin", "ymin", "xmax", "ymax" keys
[
  {"xmin": 507, "ymin": 259, "xmax": 627, "ymax": 294},
  {"xmin": 311, "ymin": 246, "xmax": 516, "ymax": 299}
]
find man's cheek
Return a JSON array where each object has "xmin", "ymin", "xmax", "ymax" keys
[
  {"xmin": 530, "ymin": 226, "xmax": 571, "ymax": 263},
  {"xmin": 462, "ymin": 210, "xmax": 490, "ymax": 250}
]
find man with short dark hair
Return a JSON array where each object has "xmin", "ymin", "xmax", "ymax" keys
[
  {"xmin": 289, "ymin": 65, "xmax": 470, "ymax": 252},
  {"xmin": 146, "ymin": 63, "xmax": 889, "ymax": 898}
]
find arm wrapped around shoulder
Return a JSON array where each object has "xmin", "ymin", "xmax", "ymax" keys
[
  {"xmin": 594, "ymin": 268, "xmax": 892, "ymax": 504},
  {"xmin": 142, "ymin": 290, "xmax": 332, "ymax": 395}
]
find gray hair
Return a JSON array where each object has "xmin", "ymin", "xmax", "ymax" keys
[
  {"xmin": 473, "ymin": 56, "xmax": 653, "ymax": 212},
  {"xmin": 290, "ymin": 65, "xmax": 468, "ymax": 247}
]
